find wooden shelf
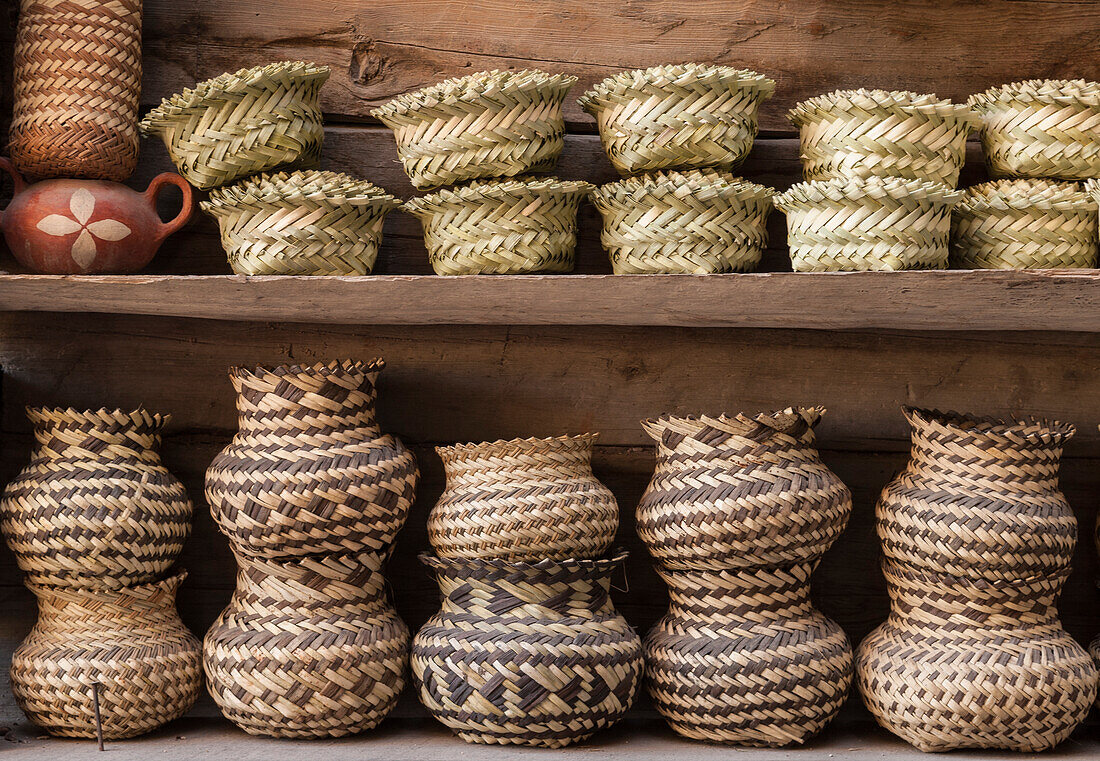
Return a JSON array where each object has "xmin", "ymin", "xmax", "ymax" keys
[{"xmin": 1, "ymin": 270, "xmax": 1099, "ymax": 330}]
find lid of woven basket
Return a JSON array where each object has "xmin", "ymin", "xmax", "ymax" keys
[
  {"xmin": 403, "ymin": 176, "xmax": 594, "ymax": 217},
  {"xmin": 140, "ymin": 61, "xmax": 331, "ymax": 132},
  {"xmin": 787, "ymin": 88, "xmax": 977, "ymax": 127},
  {"xmin": 370, "ymin": 69, "xmax": 577, "ymax": 124},
  {"xmin": 577, "ymin": 63, "xmax": 775, "ymax": 113},
  {"xmin": 772, "ymin": 175, "xmax": 962, "ymax": 212},
  {"xmin": 589, "ymin": 168, "xmax": 774, "ymax": 210},
  {"xmin": 201, "ymin": 170, "xmax": 400, "ymax": 217},
  {"xmin": 955, "ymin": 179, "xmax": 1097, "ymax": 214},
  {"xmin": 968, "ymin": 79, "xmax": 1100, "ymax": 111}
]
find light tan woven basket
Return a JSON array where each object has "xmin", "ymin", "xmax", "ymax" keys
[
  {"xmin": 578, "ymin": 64, "xmax": 775, "ymax": 176},
  {"xmin": 201, "ymin": 170, "xmax": 400, "ymax": 275},
  {"xmin": 371, "ymin": 69, "xmax": 576, "ymax": 190},
  {"xmin": 968, "ymin": 79, "xmax": 1100, "ymax": 179},
  {"xmin": 788, "ymin": 89, "xmax": 976, "ymax": 186},
  {"xmin": 951, "ymin": 180, "xmax": 1098, "ymax": 269},
  {"xmin": 10, "ymin": 0, "xmax": 143, "ymax": 181},
  {"xmin": 773, "ymin": 176, "xmax": 961, "ymax": 272},
  {"xmin": 590, "ymin": 169, "xmax": 774, "ymax": 274},
  {"xmin": 404, "ymin": 177, "xmax": 593, "ymax": 275},
  {"xmin": 140, "ymin": 61, "xmax": 329, "ymax": 190}
]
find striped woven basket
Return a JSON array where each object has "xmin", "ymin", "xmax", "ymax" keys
[
  {"xmin": 404, "ymin": 177, "xmax": 592, "ymax": 275},
  {"xmin": 413, "ymin": 551, "xmax": 643, "ymax": 747},
  {"xmin": 969, "ymin": 80, "xmax": 1100, "ymax": 179},
  {"xmin": 578, "ymin": 64, "xmax": 775, "ymax": 175},
  {"xmin": 9, "ymin": 0, "xmax": 143, "ymax": 181},
  {"xmin": 11, "ymin": 572, "xmax": 203, "ymax": 740},
  {"xmin": 371, "ymin": 69, "xmax": 576, "ymax": 190},
  {"xmin": 951, "ymin": 179, "xmax": 1098, "ymax": 269},
  {"xmin": 204, "ymin": 551, "xmax": 409, "ymax": 738},
  {"xmin": 140, "ymin": 61, "xmax": 329, "ymax": 190},
  {"xmin": 590, "ymin": 169, "xmax": 774, "ymax": 274},
  {"xmin": 788, "ymin": 89, "xmax": 976, "ymax": 186},
  {"xmin": 0, "ymin": 407, "xmax": 192, "ymax": 590},
  {"xmin": 429, "ymin": 434, "xmax": 618, "ymax": 561},
  {"xmin": 201, "ymin": 170, "xmax": 401, "ymax": 275},
  {"xmin": 773, "ymin": 176, "xmax": 961, "ymax": 271}
]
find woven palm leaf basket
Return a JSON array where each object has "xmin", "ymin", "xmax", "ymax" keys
[
  {"xmin": 201, "ymin": 170, "xmax": 400, "ymax": 275},
  {"xmin": 788, "ymin": 89, "xmax": 976, "ymax": 186},
  {"xmin": 371, "ymin": 69, "xmax": 576, "ymax": 190},
  {"xmin": 951, "ymin": 179, "xmax": 1098, "ymax": 269},
  {"xmin": 590, "ymin": 169, "xmax": 774, "ymax": 274},
  {"xmin": 773, "ymin": 176, "xmax": 961, "ymax": 271},
  {"xmin": 404, "ymin": 177, "xmax": 593, "ymax": 275},
  {"xmin": 140, "ymin": 61, "xmax": 329, "ymax": 190},
  {"xmin": 968, "ymin": 79, "xmax": 1100, "ymax": 179},
  {"xmin": 578, "ymin": 64, "xmax": 775, "ymax": 176}
]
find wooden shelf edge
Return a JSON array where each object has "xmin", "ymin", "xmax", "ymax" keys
[{"xmin": 1, "ymin": 271, "xmax": 1098, "ymax": 331}]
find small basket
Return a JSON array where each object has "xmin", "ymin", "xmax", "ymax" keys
[
  {"xmin": 404, "ymin": 177, "xmax": 592, "ymax": 275},
  {"xmin": 773, "ymin": 176, "xmax": 961, "ymax": 272},
  {"xmin": 968, "ymin": 80, "xmax": 1100, "ymax": 180},
  {"xmin": 578, "ymin": 64, "xmax": 775, "ymax": 176},
  {"xmin": 371, "ymin": 69, "xmax": 576, "ymax": 190},
  {"xmin": 788, "ymin": 89, "xmax": 976, "ymax": 186},
  {"xmin": 140, "ymin": 61, "xmax": 329, "ymax": 190},
  {"xmin": 951, "ymin": 180, "xmax": 1098, "ymax": 269},
  {"xmin": 589, "ymin": 169, "xmax": 774, "ymax": 274},
  {"xmin": 201, "ymin": 170, "xmax": 401, "ymax": 275}
]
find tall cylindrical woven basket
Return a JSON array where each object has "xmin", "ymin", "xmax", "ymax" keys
[{"xmin": 9, "ymin": 0, "xmax": 143, "ymax": 181}]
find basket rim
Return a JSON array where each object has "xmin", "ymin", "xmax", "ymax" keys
[
  {"xmin": 903, "ymin": 406, "xmax": 1075, "ymax": 445},
  {"xmin": 436, "ymin": 432, "xmax": 599, "ymax": 461},
  {"xmin": 640, "ymin": 406, "xmax": 826, "ymax": 439},
  {"xmin": 419, "ymin": 547, "xmax": 627, "ymax": 573},
  {"xmin": 578, "ymin": 63, "xmax": 775, "ymax": 113},
  {"xmin": 968, "ymin": 78, "xmax": 1100, "ymax": 111},
  {"xmin": 202, "ymin": 170, "xmax": 400, "ymax": 214},
  {"xmin": 227, "ymin": 358, "xmax": 385, "ymax": 383},
  {"xmin": 23, "ymin": 570, "xmax": 189, "ymax": 599},
  {"xmin": 787, "ymin": 88, "xmax": 977, "ymax": 127},
  {"xmin": 26, "ymin": 406, "xmax": 169, "ymax": 430},
  {"xmin": 773, "ymin": 175, "xmax": 961, "ymax": 212},
  {"xmin": 403, "ymin": 176, "xmax": 594, "ymax": 216},
  {"xmin": 590, "ymin": 169, "xmax": 774, "ymax": 209},
  {"xmin": 955, "ymin": 179, "xmax": 1097, "ymax": 214},
  {"xmin": 880, "ymin": 557, "xmax": 1071, "ymax": 587}
]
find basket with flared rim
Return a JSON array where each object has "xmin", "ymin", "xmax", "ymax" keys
[
  {"xmin": 371, "ymin": 69, "xmax": 576, "ymax": 190},
  {"xmin": 139, "ymin": 61, "xmax": 330, "ymax": 190},
  {"xmin": 201, "ymin": 170, "xmax": 401, "ymax": 275},
  {"xmin": 787, "ymin": 89, "xmax": 977, "ymax": 186},
  {"xmin": 772, "ymin": 175, "xmax": 961, "ymax": 272},
  {"xmin": 968, "ymin": 79, "xmax": 1100, "ymax": 180},
  {"xmin": 589, "ymin": 169, "xmax": 774, "ymax": 274},
  {"xmin": 404, "ymin": 176, "xmax": 593, "ymax": 275},
  {"xmin": 579, "ymin": 63, "xmax": 775, "ymax": 176},
  {"xmin": 951, "ymin": 179, "xmax": 1098, "ymax": 269}
]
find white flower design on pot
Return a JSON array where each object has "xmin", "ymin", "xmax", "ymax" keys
[{"xmin": 35, "ymin": 188, "xmax": 132, "ymax": 269}]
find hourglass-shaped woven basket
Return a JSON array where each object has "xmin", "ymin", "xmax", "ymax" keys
[
  {"xmin": 968, "ymin": 80, "xmax": 1100, "ymax": 180},
  {"xmin": 951, "ymin": 180, "xmax": 1098, "ymax": 269},
  {"xmin": 579, "ymin": 64, "xmax": 775, "ymax": 176},
  {"xmin": 201, "ymin": 170, "xmax": 401, "ymax": 275},
  {"xmin": 404, "ymin": 177, "xmax": 593, "ymax": 275},
  {"xmin": 371, "ymin": 69, "xmax": 576, "ymax": 190},
  {"xmin": 788, "ymin": 89, "xmax": 976, "ymax": 186},
  {"xmin": 140, "ymin": 61, "xmax": 329, "ymax": 190},
  {"xmin": 773, "ymin": 176, "xmax": 961, "ymax": 271},
  {"xmin": 590, "ymin": 169, "xmax": 774, "ymax": 274}
]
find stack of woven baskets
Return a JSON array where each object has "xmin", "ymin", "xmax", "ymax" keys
[
  {"xmin": 581, "ymin": 64, "xmax": 777, "ymax": 273},
  {"xmin": 142, "ymin": 62, "xmax": 401, "ymax": 275},
  {"xmin": 373, "ymin": 70, "xmax": 591, "ymax": 275},
  {"xmin": 0, "ymin": 407, "xmax": 202, "ymax": 740},
  {"xmin": 413, "ymin": 434, "xmax": 643, "ymax": 746}
]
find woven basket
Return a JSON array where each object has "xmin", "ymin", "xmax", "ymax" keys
[
  {"xmin": 201, "ymin": 170, "xmax": 400, "ymax": 275},
  {"xmin": 589, "ymin": 169, "xmax": 774, "ymax": 274},
  {"xmin": 578, "ymin": 64, "xmax": 775, "ymax": 176},
  {"xmin": 140, "ymin": 61, "xmax": 329, "ymax": 190},
  {"xmin": 951, "ymin": 179, "xmax": 1098, "ymax": 269},
  {"xmin": 404, "ymin": 177, "xmax": 592, "ymax": 275},
  {"xmin": 204, "ymin": 550, "xmax": 409, "ymax": 738},
  {"xmin": 413, "ymin": 551, "xmax": 643, "ymax": 747},
  {"xmin": 646, "ymin": 563, "xmax": 852, "ymax": 746},
  {"xmin": 11, "ymin": 572, "xmax": 203, "ymax": 740},
  {"xmin": 9, "ymin": 0, "xmax": 142, "ymax": 181},
  {"xmin": 0, "ymin": 407, "xmax": 192, "ymax": 589},
  {"xmin": 857, "ymin": 561, "xmax": 1097, "ymax": 752},
  {"xmin": 430, "ymin": 434, "xmax": 618, "ymax": 561},
  {"xmin": 371, "ymin": 69, "xmax": 576, "ymax": 190},
  {"xmin": 788, "ymin": 89, "xmax": 976, "ymax": 186},
  {"xmin": 773, "ymin": 176, "xmax": 960, "ymax": 271},
  {"xmin": 969, "ymin": 79, "xmax": 1100, "ymax": 180},
  {"xmin": 206, "ymin": 359, "xmax": 418, "ymax": 558}
]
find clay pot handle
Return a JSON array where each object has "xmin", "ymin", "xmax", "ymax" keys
[
  {"xmin": 0, "ymin": 157, "xmax": 27, "ymax": 215},
  {"xmin": 144, "ymin": 172, "xmax": 195, "ymax": 242}
]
